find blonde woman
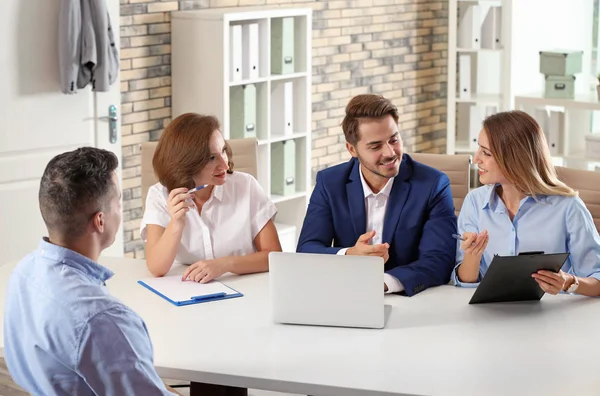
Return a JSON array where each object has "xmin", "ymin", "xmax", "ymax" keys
[{"xmin": 453, "ymin": 110, "xmax": 600, "ymax": 297}]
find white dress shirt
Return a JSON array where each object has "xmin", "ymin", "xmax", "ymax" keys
[
  {"xmin": 140, "ymin": 172, "xmax": 277, "ymax": 265},
  {"xmin": 337, "ymin": 165, "xmax": 404, "ymax": 293}
]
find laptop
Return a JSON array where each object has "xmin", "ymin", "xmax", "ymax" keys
[{"xmin": 269, "ymin": 252, "xmax": 387, "ymax": 329}]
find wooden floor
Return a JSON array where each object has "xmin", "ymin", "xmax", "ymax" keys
[{"xmin": 0, "ymin": 358, "xmax": 28, "ymax": 396}]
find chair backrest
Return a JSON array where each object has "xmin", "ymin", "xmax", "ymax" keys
[
  {"xmin": 140, "ymin": 137, "xmax": 258, "ymax": 209},
  {"xmin": 409, "ymin": 152, "xmax": 472, "ymax": 215},
  {"xmin": 556, "ymin": 166, "xmax": 600, "ymax": 233}
]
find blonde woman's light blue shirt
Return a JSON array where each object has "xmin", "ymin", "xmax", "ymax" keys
[{"xmin": 453, "ymin": 185, "xmax": 600, "ymax": 287}]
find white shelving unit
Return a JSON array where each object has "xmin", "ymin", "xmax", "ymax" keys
[
  {"xmin": 447, "ymin": 0, "xmax": 509, "ymax": 187},
  {"xmin": 447, "ymin": 0, "xmax": 595, "ymax": 181},
  {"xmin": 171, "ymin": 6, "xmax": 312, "ymax": 252}
]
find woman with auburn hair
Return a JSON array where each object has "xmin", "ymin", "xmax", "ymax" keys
[
  {"xmin": 140, "ymin": 112, "xmax": 281, "ymax": 281},
  {"xmin": 453, "ymin": 110, "xmax": 600, "ymax": 297}
]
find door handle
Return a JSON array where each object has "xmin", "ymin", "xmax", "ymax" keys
[{"xmin": 99, "ymin": 105, "xmax": 118, "ymax": 144}]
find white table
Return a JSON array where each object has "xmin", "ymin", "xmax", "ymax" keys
[{"xmin": 2, "ymin": 257, "xmax": 600, "ymax": 396}]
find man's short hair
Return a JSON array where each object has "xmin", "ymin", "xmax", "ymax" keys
[
  {"xmin": 39, "ymin": 147, "xmax": 119, "ymax": 239},
  {"xmin": 341, "ymin": 94, "xmax": 399, "ymax": 146}
]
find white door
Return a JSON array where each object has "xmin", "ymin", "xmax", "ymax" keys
[{"xmin": 0, "ymin": 0, "xmax": 123, "ymax": 265}]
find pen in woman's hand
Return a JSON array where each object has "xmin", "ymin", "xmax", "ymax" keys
[
  {"xmin": 188, "ymin": 184, "xmax": 208, "ymax": 194},
  {"xmin": 452, "ymin": 233, "xmax": 467, "ymax": 241},
  {"xmin": 184, "ymin": 185, "xmax": 208, "ymax": 211}
]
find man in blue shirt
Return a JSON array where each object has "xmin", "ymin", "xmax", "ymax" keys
[{"xmin": 4, "ymin": 147, "xmax": 175, "ymax": 395}]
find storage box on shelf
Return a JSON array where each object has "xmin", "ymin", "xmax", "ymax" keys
[
  {"xmin": 544, "ymin": 75, "xmax": 576, "ymax": 100},
  {"xmin": 540, "ymin": 50, "xmax": 583, "ymax": 77},
  {"xmin": 540, "ymin": 50, "xmax": 583, "ymax": 100},
  {"xmin": 171, "ymin": 7, "xmax": 312, "ymax": 249}
]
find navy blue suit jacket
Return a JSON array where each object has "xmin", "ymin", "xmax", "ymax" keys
[{"xmin": 297, "ymin": 155, "xmax": 457, "ymax": 296}]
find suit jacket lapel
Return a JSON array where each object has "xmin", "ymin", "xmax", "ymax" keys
[
  {"xmin": 382, "ymin": 155, "xmax": 412, "ymax": 244},
  {"xmin": 346, "ymin": 159, "xmax": 366, "ymax": 237}
]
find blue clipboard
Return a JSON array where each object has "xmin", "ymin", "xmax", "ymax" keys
[{"xmin": 137, "ymin": 276, "xmax": 243, "ymax": 306}]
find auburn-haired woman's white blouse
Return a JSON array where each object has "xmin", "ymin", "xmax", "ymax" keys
[{"xmin": 141, "ymin": 171, "xmax": 277, "ymax": 265}]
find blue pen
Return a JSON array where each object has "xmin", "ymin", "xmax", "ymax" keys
[
  {"xmin": 188, "ymin": 184, "xmax": 208, "ymax": 194},
  {"xmin": 452, "ymin": 233, "xmax": 466, "ymax": 241},
  {"xmin": 191, "ymin": 292, "xmax": 227, "ymax": 301}
]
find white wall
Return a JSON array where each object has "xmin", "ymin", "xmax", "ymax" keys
[{"xmin": 510, "ymin": 0, "xmax": 594, "ymax": 98}]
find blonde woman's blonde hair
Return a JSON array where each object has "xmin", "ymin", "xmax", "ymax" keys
[{"xmin": 483, "ymin": 110, "xmax": 577, "ymax": 197}]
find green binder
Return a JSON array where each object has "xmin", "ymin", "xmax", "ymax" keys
[
  {"xmin": 271, "ymin": 17, "xmax": 295, "ymax": 75},
  {"xmin": 271, "ymin": 140, "xmax": 296, "ymax": 196},
  {"xmin": 230, "ymin": 84, "xmax": 257, "ymax": 139}
]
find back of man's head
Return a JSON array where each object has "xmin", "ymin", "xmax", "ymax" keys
[{"xmin": 39, "ymin": 147, "xmax": 119, "ymax": 240}]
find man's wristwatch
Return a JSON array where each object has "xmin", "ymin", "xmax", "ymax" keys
[{"xmin": 564, "ymin": 274, "xmax": 580, "ymax": 293}]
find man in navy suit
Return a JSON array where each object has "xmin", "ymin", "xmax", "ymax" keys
[{"xmin": 297, "ymin": 94, "xmax": 457, "ymax": 296}]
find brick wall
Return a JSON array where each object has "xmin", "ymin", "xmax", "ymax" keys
[{"xmin": 119, "ymin": 0, "xmax": 448, "ymax": 258}]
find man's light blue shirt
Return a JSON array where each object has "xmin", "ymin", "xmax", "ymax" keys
[
  {"xmin": 452, "ymin": 185, "xmax": 600, "ymax": 287},
  {"xmin": 4, "ymin": 238, "xmax": 173, "ymax": 396}
]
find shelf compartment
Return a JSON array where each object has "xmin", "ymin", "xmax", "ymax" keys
[
  {"xmin": 269, "ymin": 136, "xmax": 307, "ymax": 198},
  {"xmin": 228, "ymin": 19, "xmax": 270, "ymax": 84},
  {"xmin": 229, "ymin": 81, "xmax": 269, "ymax": 141},
  {"xmin": 270, "ymin": 15, "xmax": 308, "ymax": 76},
  {"xmin": 270, "ymin": 77, "xmax": 309, "ymax": 139}
]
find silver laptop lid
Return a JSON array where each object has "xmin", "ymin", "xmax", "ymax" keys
[{"xmin": 269, "ymin": 252, "xmax": 385, "ymax": 329}]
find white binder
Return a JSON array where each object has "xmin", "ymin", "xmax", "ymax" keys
[
  {"xmin": 458, "ymin": 4, "xmax": 480, "ymax": 49},
  {"xmin": 468, "ymin": 105, "xmax": 484, "ymax": 151},
  {"xmin": 458, "ymin": 54, "xmax": 471, "ymax": 99},
  {"xmin": 242, "ymin": 23, "xmax": 259, "ymax": 80},
  {"xmin": 494, "ymin": 7, "xmax": 502, "ymax": 49},
  {"xmin": 534, "ymin": 108, "xmax": 550, "ymax": 137},
  {"xmin": 481, "ymin": 6, "xmax": 502, "ymax": 50},
  {"xmin": 230, "ymin": 24, "xmax": 242, "ymax": 82},
  {"xmin": 271, "ymin": 81, "xmax": 293, "ymax": 136},
  {"xmin": 547, "ymin": 110, "xmax": 563, "ymax": 156}
]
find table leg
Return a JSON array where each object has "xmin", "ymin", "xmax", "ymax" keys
[{"xmin": 189, "ymin": 382, "xmax": 248, "ymax": 396}]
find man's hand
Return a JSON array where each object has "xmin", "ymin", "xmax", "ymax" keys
[
  {"xmin": 347, "ymin": 230, "xmax": 389, "ymax": 263},
  {"xmin": 182, "ymin": 258, "xmax": 229, "ymax": 283}
]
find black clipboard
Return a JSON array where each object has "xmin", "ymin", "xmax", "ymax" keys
[{"xmin": 469, "ymin": 252, "xmax": 570, "ymax": 304}]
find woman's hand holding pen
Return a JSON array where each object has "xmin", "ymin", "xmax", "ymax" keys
[
  {"xmin": 461, "ymin": 230, "xmax": 489, "ymax": 258},
  {"xmin": 167, "ymin": 187, "xmax": 195, "ymax": 230},
  {"xmin": 455, "ymin": 230, "xmax": 489, "ymax": 283}
]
